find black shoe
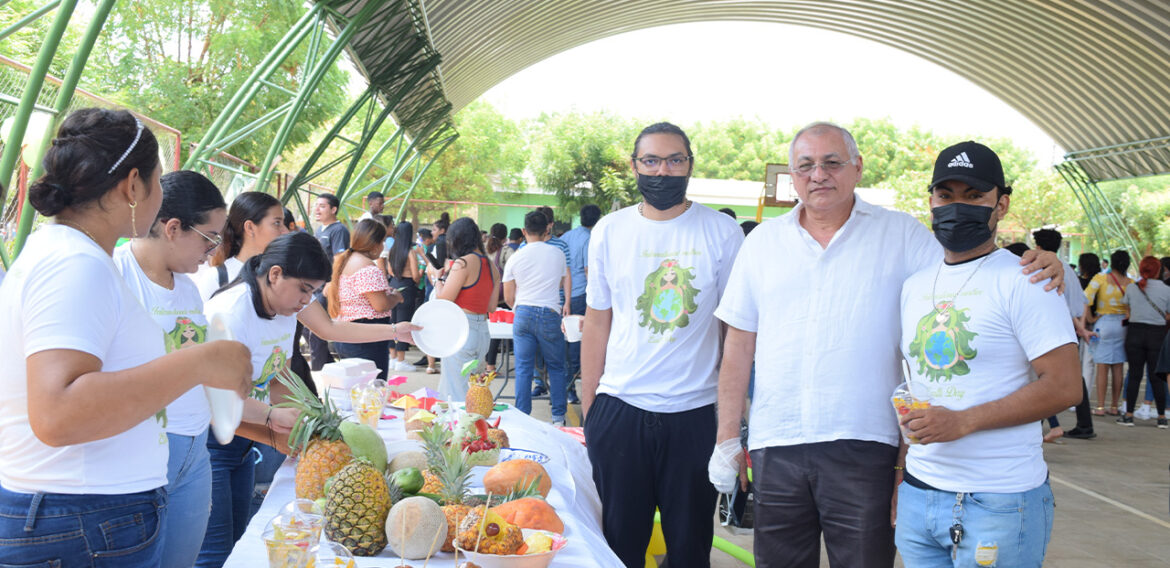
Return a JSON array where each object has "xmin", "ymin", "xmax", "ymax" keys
[
  {"xmin": 567, "ymin": 387, "xmax": 580, "ymax": 405},
  {"xmin": 1116, "ymin": 415, "xmax": 1134, "ymax": 426},
  {"xmin": 532, "ymin": 381, "xmax": 548, "ymax": 397},
  {"xmin": 412, "ymin": 355, "xmax": 428, "ymax": 366},
  {"xmin": 1159, "ymin": 417, "xmax": 1168, "ymax": 429},
  {"xmin": 1063, "ymin": 427, "xmax": 1097, "ymax": 439}
]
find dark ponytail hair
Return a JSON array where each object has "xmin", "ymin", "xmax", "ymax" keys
[
  {"xmin": 448, "ymin": 217, "xmax": 484, "ymax": 258},
  {"xmin": 148, "ymin": 171, "xmax": 226, "ymax": 237},
  {"xmin": 29, "ymin": 108, "xmax": 160, "ymax": 216},
  {"xmin": 226, "ymin": 232, "xmax": 332, "ymax": 320},
  {"xmin": 486, "ymin": 222, "xmax": 506, "ymax": 254},
  {"xmin": 434, "ymin": 211, "xmax": 451, "ymax": 232},
  {"xmin": 389, "ymin": 221, "xmax": 415, "ymax": 277},
  {"xmin": 212, "ymin": 191, "xmax": 281, "ymax": 266}
]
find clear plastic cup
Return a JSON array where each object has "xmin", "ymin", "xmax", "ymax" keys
[
  {"xmin": 891, "ymin": 381, "xmax": 932, "ymax": 444},
  {"xmin": 307, "ymin": 541, "xmax": 355, "ymax": 568},
  {"xmin": 263, "ymin": 524, "xmax": 314, "ymax": 568},
  {"xmin": 278, "ymin": 500, "xmax": 325, "ymax": 544}
]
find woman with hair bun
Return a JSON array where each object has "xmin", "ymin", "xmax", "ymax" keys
[{"xmin": 0, "ymin": 108, "xmax": 252, "ymax": 566}]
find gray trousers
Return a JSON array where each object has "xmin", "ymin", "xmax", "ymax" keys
[{"xmin": 751, "ymin": 440, "xmax": 898, "ymax": 568}]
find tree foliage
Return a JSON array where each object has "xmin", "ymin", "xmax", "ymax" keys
[{"xmin": 527, "ymin": 110, "xmax": 641, "ymax": 218}]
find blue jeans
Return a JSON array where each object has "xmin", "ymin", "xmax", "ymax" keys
[
  {"xmin": 0, "ymin": 485, "xmax": 166, "ymax": 567},
  {"xmin": 896, "ymin": 479, "xmax": 1054, "ymax": 567},
  {"xmin": 250, "ymin": 442, "xmax": 286, "ymax": 518},
  {"xmin": 566, "ymin": 294, "xmax": 586, "ymax": 380},
  {"xmin": 196, "ymin": 436, "xmax": 255, "ymax": 568},
  {"xmin": 163, "ymin": 429, "xmax": 212, "ymax": 568},
  {"xmin": 513, "ymin": 305, "xmax": 568, "ymax": 420}
]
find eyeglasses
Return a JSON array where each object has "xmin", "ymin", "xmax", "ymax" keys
[
  {"xmin": 791, "ymin": 159, "xmax": 854, "ymax": 177},
  {"xmin": 190, "ymin": 226, "xmax": 223, "ymax": 252},
  {"xmin": 633, "ymin": 154, "xmax": 693, "ymax": 172}
]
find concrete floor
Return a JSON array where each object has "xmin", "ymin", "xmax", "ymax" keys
[{"xmin": 342, "ymin": 351, "xmax": 1170, "ymax": 567}]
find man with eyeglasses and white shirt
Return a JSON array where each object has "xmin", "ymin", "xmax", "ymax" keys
[
  {"xmin": 582, "ymin": 122, "xmax": 743, "ymax": 567},
  {"xmin": 709, "ymin": 122, "xmax": 1066, "ymax": 568}
]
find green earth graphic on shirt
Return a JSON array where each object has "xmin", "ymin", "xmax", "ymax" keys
[
  {"xmin": 908, "ymin": 303, "xmax": 978, "ymax": 382},
  {"xmin": 255, "ymin": 346, "xmax": 288, "ymax": 400},
  {"xmin": 156, "ymin": 317, "xmax": 208, "ymax": 427},
  {"xmin": 635, "ymin": 259, "xmax": 699, "ymax": 334}
]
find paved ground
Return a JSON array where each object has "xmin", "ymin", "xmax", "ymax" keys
[{"xmin": 344, "ymin": 351, "xmax": 1170, "ymax": 567}]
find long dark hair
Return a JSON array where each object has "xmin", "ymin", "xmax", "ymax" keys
[
  {"xmin": 149, "ymin": 171, "xmax": 226, "ymax": 237},
  {"xmin": 212, "ymin": 191, "xmax": 281, "ymax": 266},
  {"xmin": 389, "ymin": 221, "xmax": 415, "ymax": 277},
  {"xmin": 326, "ymin": 219, "xmax": 386, "ymax": 318},
  {"xmin": 434, "ymin": 211, "xmax": 451, "ymax": 233},
  {"xmin": 486, "ymin": 222, "xmax": 506, "ymax": 254},
  {"xmin": 1078, "ymin": 253, "xmax": 1101, "ymax": 283},
  {"xmin": 29, "ymin": 108, "xmax": 160, "ymax": 217},
  {"xmin": 223, "ymin": 232, "xmax": 331, "ymax": 320},
  {"xmin": 448, "ymin": 217, "xmax": 484, "ymax": 258}
]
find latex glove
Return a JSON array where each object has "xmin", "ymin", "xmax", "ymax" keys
[{"xmin": 708, "ymin": 438, "xmax": 743, "ymax": 494}]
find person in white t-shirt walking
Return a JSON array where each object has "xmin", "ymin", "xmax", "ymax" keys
[
  {"xmin": 896, "ymin": 141, "xmax": 1080, "ymax": 567},
  {"xmin": 582, "ymin": 122, "xmax": 743, "ymax": 567},
  {"xmin": 358, "ymin": 190, "xmax": 384, "ymax": 222},
  {"xmin": 0, "ymin": 108, "xmax": 252, "ymax": 567},
  {"xmin": 503, "ymin": 210, "xmax": 571, "ymax": 424}
]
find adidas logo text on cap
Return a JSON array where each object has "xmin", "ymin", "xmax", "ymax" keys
[{"xmin": 947, "ymin": 152, "xmax": 974, "ymax": 169}]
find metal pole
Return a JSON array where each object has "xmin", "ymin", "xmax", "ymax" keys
[
  {"xmin": 281, "ymin": 89, "xmax": 374, "ymax": 202},
  {"xmin": 10, "ymin": 0, "xmax": 116, "ymax": 260},
  {"xmin": 0, "ymin": 0, "xmax": 62, "ymax": 43},
  {"xmin": 395, "ymin": 134, "xmax": 456, "ymax": 221},
  {"xmin": 183, "ymin": 3, "xmax": 320, "ymax": 169}
]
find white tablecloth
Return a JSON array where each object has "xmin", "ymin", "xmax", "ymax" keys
[{"xmin": 224, "ymin": 405, "xmax": 621, "ymax": 567}]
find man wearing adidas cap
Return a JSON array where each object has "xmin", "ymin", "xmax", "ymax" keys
[
  {"xmin": 711, "ymin": 125, "xmax": 1067, "ymax": 567},
  {"xmin": 895, "ymin": 141, "xmax": 1081, "ymax": 566}
]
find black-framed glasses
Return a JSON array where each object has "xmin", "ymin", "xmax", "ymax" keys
[
  {"xmin": 633, "ymin": 154, "xmax": 693, "ymax": 171},
  {"xmin": 791, "ymin": 159, "xmax": 853, "ymax": 177},
  {"xmin": 190, "ymin": 226, "xmax": 223, "ymax": 252}
]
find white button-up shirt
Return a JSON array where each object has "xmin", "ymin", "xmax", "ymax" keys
[{"xmin": 715, "ymin": 196, "xmax": 940, "ymax": 449}]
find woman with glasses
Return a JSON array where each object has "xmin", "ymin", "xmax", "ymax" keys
[
  {"xmin": 0, "ymin": 108, "xmax": 252, "ymax": 567},
  {"xmin": 113, "ymin": 170, "xmax": 265, "ymax": 567},
  {"xmin": 194, "ymin": 191, "xmax": 288, "ymax": 301}
]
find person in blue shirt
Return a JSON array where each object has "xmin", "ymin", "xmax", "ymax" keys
[{"xmin": 559, "ymin": 204, "xmax": 601, "ymax": 404}]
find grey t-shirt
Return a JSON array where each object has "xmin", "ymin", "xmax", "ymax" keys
[{"xmin": 1124, "ymin": 279, "xmax": 1170, "ymax": 325}]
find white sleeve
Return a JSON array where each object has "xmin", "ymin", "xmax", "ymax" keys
[
  {"xmin": 585, "ymin": 223, "xmax": 611, "ymax": 310},
  {"xmin": 904, "ymin": 216, "xmax": 943, "ymax": 276},
  {"xmin": 1009, "ymin": 271, "xmax": 1078, "ymax": 361},
  {"xmin": 23, "ymin": 255, "xmax": 122, "ymax": 359},
  {"xmin": 714, "ymin": 230, "xmax": 759, "ymax": 333},
  {"xmin": 501, "ymin": 253, "xmax": 517, "ymax": 283}
]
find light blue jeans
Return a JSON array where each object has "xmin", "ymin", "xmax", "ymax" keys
[
  {"xmin": 895, "ymin": 479, "xmax": 1054, "ymax": 567},
  {"xmin": 438, "ymin": 313, "xmax": 490, "ymax": 401},
  {"xmin": 513, "ymin": 305, "xmax": 567, "ymax": 421},
  {"xmin": 163, "ymin": 429, "xmax": 212, "ymax": 568}
]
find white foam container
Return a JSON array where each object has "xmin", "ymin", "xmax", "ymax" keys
[{"xmin": 318, "ymin": 358, "xmax": 378, "ymax": 411}]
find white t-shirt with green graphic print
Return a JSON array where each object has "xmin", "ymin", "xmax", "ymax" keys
[
  {"xmin": 114, "ymin": 243, "xmax": 213, "ymax": 437},
  {"xmin": 900, "ymin": 248, "xmax": 1076, "ymax": 493},
  {"xmin": 586, "ymin": 203, "xmax": 743, "ymax": 413},
  {"xmin": 0, "ymin": 225, "xmax": 167, "ymax": 494},
  {"xmin": 203, "ymin": 283, "xmax": 296, "ymax": 404}
]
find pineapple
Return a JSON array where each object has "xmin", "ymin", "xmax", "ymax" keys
[
  {"xmin": 465, "ymin": 371, "xmax": 497, "ymax": 418},
  {"xmin": 324, "ymin": 459, "xmax": 392, "ymax": 556},
  {"xmin": 276, "ymin": 370, "xmax": 353, "ymax": 500},
  {"xmin": 456, "ymin": 506, "xmax": 524, "ymax": 555},
  {"xmin": 420, "ymin": 469, "xmax": 442, "ymax": 495},
  {"xmin": 418, "ymin": 423, "xmax": 475, "ymax": 552},
  {"xmin": 485, "ymin": 427, "xmax": 509, "ymax": 449}
]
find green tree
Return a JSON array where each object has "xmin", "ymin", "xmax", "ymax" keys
[
  {"xmin": 0, "ymin": 0, "xmax": 83, "ymax": 77},
  {"xmin": 688, "ymin": 117, "xmax": 788, "ymax": 181},
  {"xmin": 528, "ymin": 110, "xmax": 641, "ymax": 217},
  {"xmin": 83, "ymin": 0, "xmax": 349, "ymax": 164}
]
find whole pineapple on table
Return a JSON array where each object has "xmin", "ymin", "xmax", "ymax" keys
[
  {"xmin": 276, "ymin": 371, "xmax": 353, "ymax": 501},
  {"xmin": 465, "ymin": 370, "xmax": 497, "ymax": 418},
  {"xmin": 419, "ymin": 422, "xmax": 474, "ymax": 552},
  {"xmin": 325, "ymin": 458, "xmax": 392, "ymax": 556}
]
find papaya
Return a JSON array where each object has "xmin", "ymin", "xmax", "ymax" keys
[
  {"xmin": 482, "ymin": 459, "xmax": 551, "ymax": 498},
  {"xmin": 491, "ymin": 497, "xmax": 564, "ymax": 534}
]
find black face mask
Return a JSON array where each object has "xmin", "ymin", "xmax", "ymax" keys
[
  {"xmin": 637, "ymin": 175, "xmax": 689, "ymax": 211},
  {"xmin": 931, "ymin": 202, "xmax": 995, "ymax": 252}
]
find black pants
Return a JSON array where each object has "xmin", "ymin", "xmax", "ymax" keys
[
  {"xmin": 584, "ymin": 394, "xmax": 716, "ymax": 568},
  {"xmin": 751, "ymin": 440, "xmax": 898, "ymax": 568},
  {"xmin": 334, "ymin": 317, "xmax": 391, "ymax": 380},
  {"xmin": 1126, "ymin": 323, "xmax": 1169, "ymax": 414},
  {"xmin": 307, "ymin": 295, "xmax": 334, "ymax": 371},
  {"xmin": 389, "ymin": 282, "xmax": 418, "ymax": 352}
]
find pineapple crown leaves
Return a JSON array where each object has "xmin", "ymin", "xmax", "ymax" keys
[
  {"xmin": 497, "ymin": 476, "xmax": 545, "ymax": 504},
  {"xmin": 436, "ymin": 443, "xmax": 473, "ymax": 505},
  {"xmin": 417, "ymin": 421, "xmax": 454, "ymax": 474},
  {"xmin": 274, "ymin": 367, "xmax": 344, "ymax": 455}
]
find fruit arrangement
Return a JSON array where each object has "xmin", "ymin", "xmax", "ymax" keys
[
  {"xmin": 465, "ymin": 369, "xmax": 497, "ymax": 418},
  {"xmin": 452, "ymin": 414, "xmax": 501, "ymax": 466}
]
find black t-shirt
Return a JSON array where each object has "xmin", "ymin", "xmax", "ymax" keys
[
  {"xmin": 434, "ymin": 233, "xmax": 448, "ymax": 265},
  {"xmin": 317, "ymin": 222, "xmax": 350, "ymax": 261}
]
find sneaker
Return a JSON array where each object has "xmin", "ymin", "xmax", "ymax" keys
[
  {"xmin": 567, "ymin": 387, "xmax": 580, "ymax": 405},
  {"xmin": 1116, "ymin": 415, "xmax": 1135, "ymax": 426},
  {"xmin": 394, "ymin": 360, "xmax": 417, "ymax": 372},
  {"xmin": 1063, "ymin": 427, "xmax": 1097, "ymax": 439},
  {"xmin": 412, "ymin": 355, "xmax": 429, "ymax": 366},
  {"xmin": 551, "ymin": 419, "xmax": 565, "ymax": 427},
  {"xmin": 1140, "ymin": 405, "xmax": 1155, "ymax": 420},
  {"xmin": 1159, "ymin": 417, "xmax": 1168, "ymax": 429},
  {"xmin": 532, "ymin": 381, "xmax": 548, "ymax": 397}
]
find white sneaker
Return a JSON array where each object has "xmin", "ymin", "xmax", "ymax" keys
[
  {"xmin": 1120, "ymin": 401, "xmax": 1128, "ymax": 414},
  {"xmin": 394, "ymin": 360, "xmax": 418, "ymax": 372},
  {"xmin": 1139, "ymin": 404, "xmax": 1154, "ymax": 420}
]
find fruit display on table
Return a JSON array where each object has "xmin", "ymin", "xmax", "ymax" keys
[
  {"xmin": 482, "ymin": 459, "xmax": 550, "ymax": 499},
  {"xmin": 465, "ymin": 369, "xmax": 498, "ymax": 418},
  {"xmin": 277, "ymin": 373, "xmax": 353, "ymax": 501},
  {"xmin": 324, "ymin": 459, "xmax": 392, "ymax": 556},
  {"xmin": 456, "ymin": 507, "xmax": 524, "ymax": 555}
]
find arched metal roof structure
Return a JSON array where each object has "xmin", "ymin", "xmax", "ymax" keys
[{"xmin": 415, "ymin": 0, "xmax": 1170, "ymax": 182}]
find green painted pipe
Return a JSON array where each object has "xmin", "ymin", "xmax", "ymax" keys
[{"xmin": 0, "ymin": 0, "xmax": 62, "ymax": 43}]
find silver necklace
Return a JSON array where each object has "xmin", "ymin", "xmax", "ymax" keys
[
  {"xmin": 638, "ymin": 199, "xmax": 692, "ymax": 217},
  {"xmin": 930, "ymin": 253, "xmax": 993, "ymax": 323}
]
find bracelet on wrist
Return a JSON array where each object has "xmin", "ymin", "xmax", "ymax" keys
[{"xmin": 893, "ymin": 465, "xmax": 905, "ymax": 471}]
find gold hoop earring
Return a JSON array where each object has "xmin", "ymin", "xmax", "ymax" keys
[{"xmin": 129, "ymin": 200, "xmax": 138, "ymax": 238}]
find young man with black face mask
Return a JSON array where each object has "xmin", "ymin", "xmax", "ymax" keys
[
  {"xmin": 894, "ymin": 141, "xmax": 1081, "ymax": 567},
  {"xmin": 580, "ymin": 122, "xmax": 743, "ymax": 567}
]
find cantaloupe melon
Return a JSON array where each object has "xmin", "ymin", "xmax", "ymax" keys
[
  {"xmin": 388, "ymin": 450, "xmax": 427, "ymax": 473},
  {"xmin": 385, "ymin": 496, "xmax": 447, "ymax": 559}
]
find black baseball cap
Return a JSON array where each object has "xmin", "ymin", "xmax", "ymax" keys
[{"xmin": 929, "ymin": 141, "xmax": 1011, "ymax": 194}]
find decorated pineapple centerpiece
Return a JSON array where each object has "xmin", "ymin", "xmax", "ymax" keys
[
  {"xmin": 453, "ymin": 413, "xmax": 501, "ymax": 466},
  {"xmin": 418, "ymin": 422, "xmax": 474, "ymax": 553},
  {"xmin": 463, "ymin": 360, "xmax": 497, "ymax": 418}
]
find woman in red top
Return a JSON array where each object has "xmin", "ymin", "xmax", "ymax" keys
[
  {"xmin": 325, "ymin": 219, "xmax": 402, "ymax": 379},
  {"xmin": 436, "ymin": 217, "xmax": 500, "ymax": 399}
]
